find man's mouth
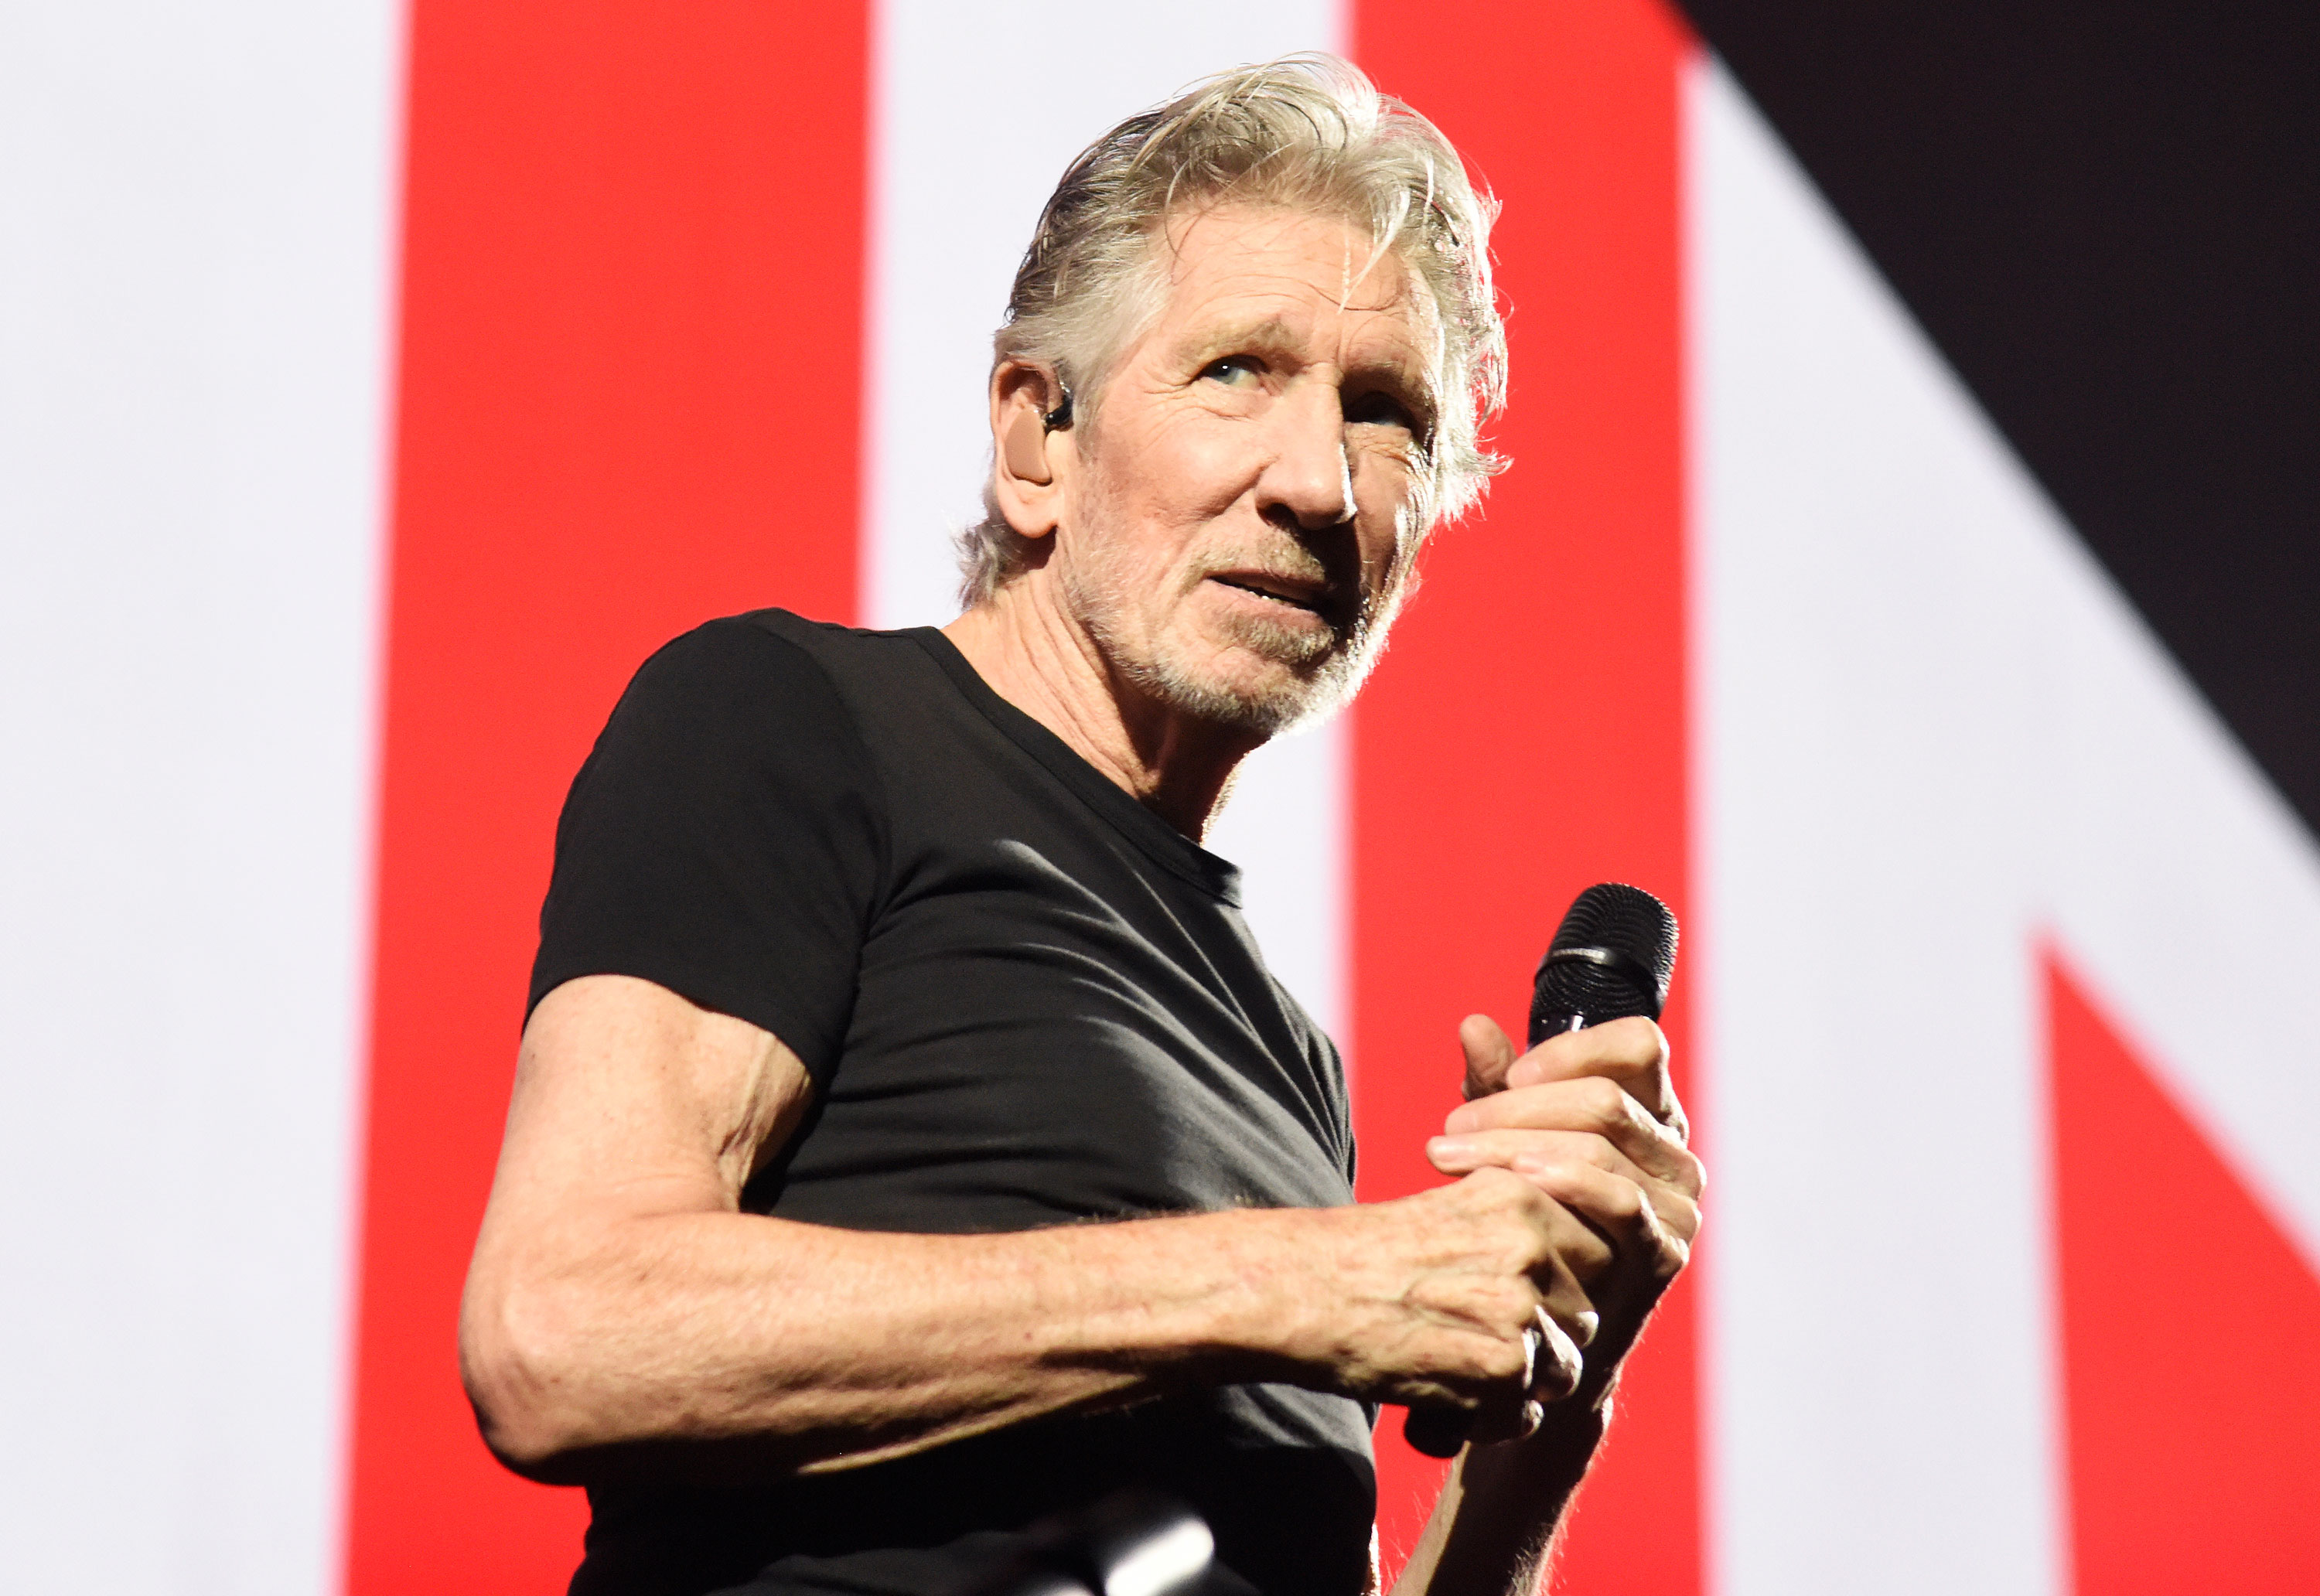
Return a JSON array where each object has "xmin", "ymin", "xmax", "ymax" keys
[{"xmin": 1210, "ymin": 573, "xmax": 1330, "ymax": 615}]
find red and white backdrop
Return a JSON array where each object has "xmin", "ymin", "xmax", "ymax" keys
[{"xmin": 7, "ymin": 2, "xmax": 2316, "ymax": 1592}]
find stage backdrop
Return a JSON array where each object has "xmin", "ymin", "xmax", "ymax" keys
[{"xmin": 5, "ymin": 2, "xmax": 2315, "ymax": 1593}]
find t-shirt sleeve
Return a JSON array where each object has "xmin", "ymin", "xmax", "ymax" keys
[{"xmin": 527, "ymin": 618, "xmax": 886, "ymax": 1082}]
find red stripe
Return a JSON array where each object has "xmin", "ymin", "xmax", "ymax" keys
[
  {"xmin": 2047, "ymin": 950, "xmax": 2320, "ymax": 1594},
  {"xmin": 349, "ymin": 4, "xmax": 867, "ymax": 1588},
  {"xmin": 1349, "ymin": 2, "xmax": 1698, "ymax": 1584}
]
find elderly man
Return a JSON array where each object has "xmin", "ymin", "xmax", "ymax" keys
[{"xmin": 462, "ymin": 56, "xmax": 1701, "ymax": 1596}]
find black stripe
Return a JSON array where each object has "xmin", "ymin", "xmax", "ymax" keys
[{"xmin": 1679, "ymin": 0, "xmax": 2320, "ymax": 838}]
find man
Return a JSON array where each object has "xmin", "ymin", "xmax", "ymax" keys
[{"xmin": 462, "ymin": 56, "xmax": 1702, "ymax": 1596}]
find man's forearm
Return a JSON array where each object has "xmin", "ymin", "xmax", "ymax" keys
[
  {"xmin": 470, "ymin": 973, "xmax": 1624, "ymax": 1492},
  {"xmin": 464, "ymin": 1162, "xmax": 1604, "ymax": 1490},
  {"xmin": 462, "ymin": 1203, "xmax": 1302, "ymax": 1484},
  {"xmin": 1394, "ymin": 1281, "xmax": 1664, "ymax": 1595},
  {"xmin": 1391, "ymin": 1400, "xmax": 1610, "ymax": 1596}
]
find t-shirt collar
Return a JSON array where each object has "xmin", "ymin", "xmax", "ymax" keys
[{"xmin": 907, "ymin": 628, "xmax": 1246, "ymax": 905}]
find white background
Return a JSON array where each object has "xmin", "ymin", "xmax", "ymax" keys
[{"xmin": 2, "ymin": 2, "xmax": 401, "ymax": 1587}]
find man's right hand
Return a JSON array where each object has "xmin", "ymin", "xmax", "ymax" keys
[{"xmin": 1266, "ymin": 1170, "xmax": 1607, "ymax": 1442}]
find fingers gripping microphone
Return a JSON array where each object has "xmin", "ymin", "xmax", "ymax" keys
[{"xmin": 1402, "ymin": 882, "xmax": 1680, "ymax": 1461}]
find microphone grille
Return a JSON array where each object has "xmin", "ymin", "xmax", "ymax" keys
[{"xmin": 1531, "ymin": 882, "xmax": 1679, "ymax": 1032}]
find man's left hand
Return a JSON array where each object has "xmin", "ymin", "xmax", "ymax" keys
[{"xmin": 1424, "ymin": 1015, "xmax": 1704, "ymax": 1409}]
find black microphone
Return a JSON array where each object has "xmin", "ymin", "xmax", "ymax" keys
[
  {"xmin": 1526, "ymin": 882, "xmax": 1678, "ymax": 1048},
  {"xmin": 1402, "ymin": 882, "xmax": 1680, "ymax": 1461}
]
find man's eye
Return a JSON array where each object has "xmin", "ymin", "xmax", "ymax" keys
[
  {"xmin": 1201, "ymin": 356, "xmax": 1262, "ymax": 387},
  {"xmin": 1344, "ymin": 391, "xmax": 1418, "ymax": 431}
]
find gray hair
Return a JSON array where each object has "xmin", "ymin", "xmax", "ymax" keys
[{"xmin": 956, "ymin": 53, "xmax": 1507, "ymax": 608}]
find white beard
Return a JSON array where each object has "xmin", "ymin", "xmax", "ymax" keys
[{"xmin": 1058, "ymin": 505, "xmax": 1416, "ymax": 738}]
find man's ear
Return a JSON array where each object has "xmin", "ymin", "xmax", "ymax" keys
[{"xmin": 989, "ymin": 361, "xmax": 1073, "ymax": 536}]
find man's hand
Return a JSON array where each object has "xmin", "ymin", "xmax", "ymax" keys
[
  {"xmin": 1423, "ymin": 1014, "xmax": 1702, "ymax": 1406},
  {"xmin": 1274, "ymin": 1169, "xmax": 1605, "ymax": 1443},
  {"xmin": 1383, "ymin": 1016, "xmax": 1705, "ymax": 1596}
]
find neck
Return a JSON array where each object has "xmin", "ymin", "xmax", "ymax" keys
[{"xmin": 943, "ymin": 575, "xmax": 1261, "ymax": 842}]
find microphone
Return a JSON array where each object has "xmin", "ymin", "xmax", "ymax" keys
[
  {"xmin": 963, "ymin": 1489, "xmax": 1214, "ymax": 1596},
  {"xmin": 1526, "ymin": 882, "xmax": 1678, "ymax": 1048},
  {"xmin": 1402, "ymin": 882, "xmax": 1679, "ymax": 1460}
]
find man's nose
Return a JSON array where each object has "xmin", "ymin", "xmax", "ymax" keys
[{"xmin": 1260, "ymin": 380, "xmax": 1354, "ymax": 531}]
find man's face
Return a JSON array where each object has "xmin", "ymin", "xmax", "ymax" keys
[{"xmin": 1055, "ymin": 203, "xmax": 1440, "ymax": 735}]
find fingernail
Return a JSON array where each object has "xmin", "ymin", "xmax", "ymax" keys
[{"xmin": 1428, "ymin": 1136, "xmax": 1472, "ymax": 1160}]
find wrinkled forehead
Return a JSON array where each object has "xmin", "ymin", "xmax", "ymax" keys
[
  {"xmin": 1157, "ymin": 203, "xmax": 1441, "ymax": 323},
  {"xmin": 1150, "ymin": 200, "xmax": 1448, "ymax": 376}
]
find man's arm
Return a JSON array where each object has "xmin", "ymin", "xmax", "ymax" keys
[
  {"xmin": 1390, "ymin": 1015, "xmax": 1705, "ymax": 1596},
  {"xmin": 460, "ymin": 974, "xmax": 1615, "ymax": 1486}
]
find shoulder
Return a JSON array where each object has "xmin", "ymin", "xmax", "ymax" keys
[
  {"xmin": 534, "ymin": 610, "xmax": 901, "ymax": 1064},
  {"xmin": 609, "ymin": 610, "xmax": 872, "ymax": 743},
  {"xmin": 629, "ymin": 609, "xmax": 835, "ymax": 696},
  {"xmin": 572, "ymin": 611, "xmax": 904, "ymax": 820},
  {"xmin": 631, "ymin": 609, "xmax": 942, "ymax": 714}
]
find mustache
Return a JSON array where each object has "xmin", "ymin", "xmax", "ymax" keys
[{"xmin": 1192, "ymin": 542, "xmax": 1373, "ymax": 626}]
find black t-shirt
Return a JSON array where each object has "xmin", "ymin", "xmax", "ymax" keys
[{"xmin": 529, "ymin": 610, "xmax": 1375, "ymax": 1596}]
